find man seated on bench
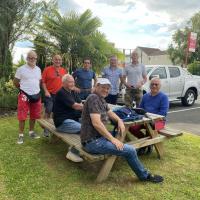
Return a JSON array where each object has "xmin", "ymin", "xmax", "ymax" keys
[
  {"xmin": 80, "ymin": 78, "xmax": 164, "ymax": 183},
  {"xmin": 129, "ymin": 77, "xmax": 169, "ymax": 155},
  {"xmin": 53, "ymin": 74, "xmax": 83, "ymax": 162}
]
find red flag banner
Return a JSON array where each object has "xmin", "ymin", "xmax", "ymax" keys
[{"xmin": 188, "ymin": 32, "xmax": 197, "ymax": 52}]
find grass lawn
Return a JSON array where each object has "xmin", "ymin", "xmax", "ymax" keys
[{"xmin": 0, "ymin": 116, "xmax": 200, "ymax": 200}]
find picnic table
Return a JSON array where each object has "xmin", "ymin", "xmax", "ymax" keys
[{"xmin": 37, "ymin": 106, "xmax": 183, "ymax": 183}]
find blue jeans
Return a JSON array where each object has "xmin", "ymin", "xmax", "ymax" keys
[
  {"xmin": 56, "ymin": 119, "xmax": 81, "ymax": 155},
  {"xmin": 56, "ymin": 119, "xmax": 81, "ymax": 133},
  {"xmin": 83, "ymin": 137, "xmax": 149, "ymax": 180},
  {"xmin": 79, "ymin": 91, "xmax": 91, "ymax": 100}
]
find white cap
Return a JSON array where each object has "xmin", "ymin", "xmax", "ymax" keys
[{"xmin": 96, "ymin": 78, "xmax": 111, "ymax": 85}]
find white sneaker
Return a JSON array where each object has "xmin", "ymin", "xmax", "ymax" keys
[{"xmin": 66, "ymin": 150, "xmax": 83, "ymax": 162}]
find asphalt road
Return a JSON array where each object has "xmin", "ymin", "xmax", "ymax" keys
[{"xmin": 167, "ymin": 98, "xmax": 200, "ymax": 136}]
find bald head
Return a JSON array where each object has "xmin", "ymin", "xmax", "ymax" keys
[
  {"xmin": 52, "ymin": 54, "xmax": 62, "ymax": 67},
  {"xmin": 131, "ymin": 51, "xmax": 139, "ymax": 64},
  {"xmin": 62, "ymin": 74, "xmax": 75, "ymax": 91},
  {"xmin": 62, "ymin": 74, "xmax": 73, "ymax": 83},
  {"xmin": 109, "ymin": 55, "xmax": 118, "ymax": 67}
]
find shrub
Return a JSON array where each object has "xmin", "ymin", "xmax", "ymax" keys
[
  {"xmin": 0, "ymin": 78, "xmax": 18, "ymax": 109},
  {"xmin": 188, "ymin": 61, "xmax": 200, "ymax": 75}
]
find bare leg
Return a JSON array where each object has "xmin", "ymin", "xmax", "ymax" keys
[
  {"xmin": 29, "ymin": 119, "xmax": 35, "ymax": 132},
  {"xmin": 19, "ymin": 120, "xmax": 25, "ymax": 133}
]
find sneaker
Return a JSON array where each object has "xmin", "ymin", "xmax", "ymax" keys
[
  {"xmin": 137, "ymin": 147, "xmax": 147, "ymax": 156},
  {"xmin": 146, "ymin": 145, "xmax": 153, "ymax": 155},
  {"xmin": 66, "ymin": 150, "xmax": 83, "ymax": 162},
  {"xmin": 146, "ymin": 173, "xmax": 164, "ymax": 183},
  {"xmin": 17, "ymin": 136, "xmax": 24, "ymax": 144},
  {"xmin": 29, "ymin": 132, "xmax": 40, "ymax": 139},
  {"xmin": 43, "ymin": 129, "xmax": 50, "ymax": 137}
]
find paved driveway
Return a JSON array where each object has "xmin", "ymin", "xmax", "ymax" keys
[{"xmin": 167, "ymin": 99, "xmax": 200, "ymax": 136}]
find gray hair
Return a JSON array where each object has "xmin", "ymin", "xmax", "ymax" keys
[
  {"xmin": 62, "ymin": 74, "xmax": 73, "ymax": 83},
  {"xmin": 150, "ymin": 77, "xmax": 161, "ymax": 85}
]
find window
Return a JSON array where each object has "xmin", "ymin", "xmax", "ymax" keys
[
  {"xmin": 169, "ymin": 67, "xmax": 180, "ymax": 78},
  {"xmin": 150, "ymin": 67, "xmax": 167, "ymax": 79}
]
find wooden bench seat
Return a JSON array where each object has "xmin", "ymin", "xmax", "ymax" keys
[
  {"xmin": 158, "ymin": 127, "xmax": 183, "ymax": 137},
  {"xmin": 37, "ymin": 118, "xmax": 183, "ymax": 182}
]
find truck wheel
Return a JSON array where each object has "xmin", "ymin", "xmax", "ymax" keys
[{"xmin": 181, "ymin": 89, "xmax": 195, "ymax": 106}]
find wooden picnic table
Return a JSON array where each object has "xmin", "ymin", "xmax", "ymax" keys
[{"xmin": 37, "ymin": 106, "xmax": 183, "ymax": 183}]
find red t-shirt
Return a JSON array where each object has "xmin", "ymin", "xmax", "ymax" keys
[{"xmin": 42, "ymin": 66, "xmax": 67, "ymax": 94}]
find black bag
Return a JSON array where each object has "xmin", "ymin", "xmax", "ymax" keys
[{"xmin": 21, "ymin": 90, "xmax": 41, "ymax": 103}]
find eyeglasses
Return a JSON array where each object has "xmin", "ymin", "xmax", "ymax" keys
[
  {"xmin": 27, "ymin": 57, "xmax": 37, "ymax": 60},
  {"xmin": 150, "ymin": 83, "xmax": 159, "ymax": 86},
  {"xmin": 84, "ymin": 62, "xmax": 90, "ymax": 64}
]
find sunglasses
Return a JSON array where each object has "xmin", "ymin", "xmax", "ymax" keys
[
  {"xmin": 150, "ymin": 83, "xmax": 159, "ymax": 86},
  {"xmin": 27, "ymin": 57, "xmax": 37, "ymax": 60}
]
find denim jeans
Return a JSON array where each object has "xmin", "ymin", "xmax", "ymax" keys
[
  {"xmin": 79, "ymin": 91, "xmax": 91, "ymax": 100},
  {"xmin": 56, "ymin": 119, "xmax": 81, "ymax": 134},
  {"xmin": 56, "ymin": 119, "xmax": 81, "ymax": 155},
  {"xmin": 83, "ymin": 137, "xmax": 149, "ymax": 180}
]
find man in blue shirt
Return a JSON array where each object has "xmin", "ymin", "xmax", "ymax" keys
[
  {"xmin": 129, "ymin": 77, "xmax": 169, "ymax": 154},
  {"xmin": 102, "ymin": 55, "xmax": 123, "ymax": 104},
  {"xmin": 73, "ymin": 58, "xmax": 97, "ymax": 100}
]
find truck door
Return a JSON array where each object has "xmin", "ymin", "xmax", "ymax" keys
[{"xmin": 168, "ymin": 67, "xmax": 184, "ymax": 98}]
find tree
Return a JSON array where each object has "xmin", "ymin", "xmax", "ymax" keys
[
  {"xmin": 0, "ymin": 0, "xmax": 56, "ymax": 80},
  {"xmin": 168, "ymin": 12, "xmax": 200, "ymax": 65},
  {"xmin": 36, "ymin": 9, "xmax": 123, "ymax": 73}
]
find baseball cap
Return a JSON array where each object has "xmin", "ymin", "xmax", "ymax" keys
[{"xmin": 96, "ymin": 78, "xmax": 111, "ymax": 85}]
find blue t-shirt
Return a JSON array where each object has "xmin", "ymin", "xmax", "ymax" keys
[
  {"xmin": 102, "ymin": 66, "xmax": 122, "ymax": 95},
  {"xmin": 73, "ymin": 68, "xmax": 96, "ymax": 89},
  {"xmin": 140, "ymin": 92, "xmax": 169, "ymax": 117}
]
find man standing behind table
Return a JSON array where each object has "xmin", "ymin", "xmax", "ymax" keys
[
  {"xmin": 122, "ymin": 51, "xmax": 147, "ymax": 107},
  {"xmin": 102, "ymin": 55, "xmax": 123, "ymax": 104},
  {"xmin": 80, "ymin": 78, "xmax": 164, "ymax": 183},
  {"xmin": 14, "ymin": 51, "xmax": 42, "ymax": 144},
  {"xmin": 72, "ymin": 58, "xmax": 97, "ymax": 100},
  {"xmin": 42, "ymin": 54, "xmax": 67, "ymax": 136}
]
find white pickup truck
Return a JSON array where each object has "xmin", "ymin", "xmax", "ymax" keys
[{"xmin": 142, "ymin": 65, "xmax": 200, "ymax": 106}]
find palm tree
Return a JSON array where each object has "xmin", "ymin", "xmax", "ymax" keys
[{"xmin": 37, "ymin": 9, "xmax": 123, "ymax": 73}]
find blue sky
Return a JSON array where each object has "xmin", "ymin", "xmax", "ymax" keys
[{"xmin": 13, "ymin": 0, "xmax": 200, "ymax": 63}]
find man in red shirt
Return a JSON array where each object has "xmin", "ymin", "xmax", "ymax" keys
[{"xmin": 42, "ymin": 54, "xmax": 67, "ymax": 136}]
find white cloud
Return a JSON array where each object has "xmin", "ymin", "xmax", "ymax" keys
[{"xmin": 13, "ymin": 0, "xmax": 200, "ymax": 62}]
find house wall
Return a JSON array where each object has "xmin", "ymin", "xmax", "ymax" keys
[{"xmin": 135, "ymin": 48, "xmax": 173, "ymax": 65}]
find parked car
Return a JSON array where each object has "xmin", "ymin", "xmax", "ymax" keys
[{"xmin": 117, "ymin": 65, "xmax": 200, "ymax": 106}]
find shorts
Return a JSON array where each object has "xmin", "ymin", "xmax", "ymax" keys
[
  {"xmin": 17, "ymin": 93, "xmax": 42, "ymax": 121},
  {"xmin": 125, "ymin": 88, "xmax": 142, "ymax": 107},
  {"xmin": 44, "ymin": 94, "xmax": 56, "ymax": 114}
]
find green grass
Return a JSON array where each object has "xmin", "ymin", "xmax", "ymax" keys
[{"xmin": 0, "ymin": 116, "xmax": 200, "ymax": 200}]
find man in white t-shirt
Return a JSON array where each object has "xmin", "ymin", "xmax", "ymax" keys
[{"xmin": 14, "ymin": 51, "xmax": 42, "ymax": 144}]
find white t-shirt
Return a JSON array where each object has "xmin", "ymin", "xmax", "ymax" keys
[{"xmin": 15, "ymin": 64, "xmax": 41, "ymax": 95}]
